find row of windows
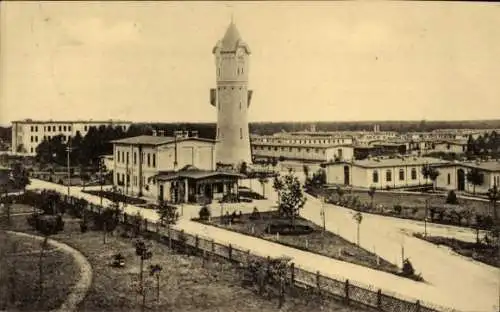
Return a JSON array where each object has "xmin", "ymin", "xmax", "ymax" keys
[
  {"xmin": 216, "ymin": 66, "xmax": 245, "ymax": 78},
  {"xmin": 256, "ymin": 138, "xmax": 347, "ymax": 145},
  {"xmin": 30, "ymin": 135, "xmax": 70, "ymax": 142},
  {"xmin": 372, "ymin": 168, "xmax": 418, "ymax": 183},
  {"xmin": 32, "ymin": 125, "xmax": 73, "ymax": 132},
  {"xmin": 117, "ymin": 173, "xmax": 155, "ymax": 187},
  {"xmin": 252, "ymin": 145, "xmax": 344, "ymax": 156},
  {"xmin": 116, "ymin": 150, "xmax": 156, "ymax": 167}
]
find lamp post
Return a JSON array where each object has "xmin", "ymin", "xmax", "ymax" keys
[{"xmin": 66, "ymin": 144, "xmax": 72, "ymax": 197}]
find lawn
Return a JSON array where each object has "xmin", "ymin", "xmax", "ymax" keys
[
  {"xmin": 4, "ymin": 212, "xmax": 369, "ymax": 312},
  {"xmin": 412, "ymin": 233, "xmax": 499, "ymax": 268},
  {"xmin": 0, "ymin": 231, "xmax": 80, "ymax": 311},
  {"xmin": 193, "ymin": 211, "xmax": 420, "ymax": 281},
  {"xmin": 309, "ymin": 187, "xmax": 496, "ymax": 229}
]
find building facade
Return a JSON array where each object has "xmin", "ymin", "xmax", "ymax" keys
[
  {"xmin": 323, "ymin": 156, "xmax": 450, "ymax": 190},
  {"xmin": 112, "ymin": 132, "xmax": 216, "ymax": 199},
  {"xmin": 211, "ymin": 21, "xmax": 253, "ymax": 167},
  {"xmin": 251, "ymin": 134, "xmax": 354, "ymax": 163},
  {"xmin": 11, "ymin": 119, "xmax": 131, "ymax": 155},
  {"xmin": 435, "ymin": 161, "xmax": 500, "ymax": 194}
]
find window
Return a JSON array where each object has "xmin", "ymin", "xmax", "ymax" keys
[
  {"xmin": 240, "ymin": 128, "xmax": 243, "ymax": 139},
  {"xmin": 68, "ymin": 126, "xmax": 72, "ymax": 131},
  {"xmin": 386, "ymin": 170, "xmax": 392, "ymax": 182},
  {"xmin": 399, "ymin": 169, "xmax": 404, "ymax": 181},
  {"xmin": 152, "ymin": 154, "xmax": 156, "ymax": 167},
  {"xmin": 133, "ymin": 152, "xmax": 137, "ymax": 164},
  {"xmin": 59, "ymin": 126, "xmax": 62, "ymax": 131},
  {"xmin": 47, "ymin": 127, "xmax": 51, "ymax": 132},
  {"xmin": 30, "ymin": 136, "xmax": 33, "ymax": 142},
  {"xmin": 126, "ymin": 152, "xmax": 129, "ymax": 164},
  {"xmin": 447, "ymin": 173, "xmax": 451, "ymax": 185},
  {"xmin": 84, "ymin": 126, "xmax": 88, "ymax": 131},
  {"xmin": 122, "ymin": 151, "xmax": 125, "ymax": 163},
  {"xmin": 133, "ymin": 176, "xmax": 137, "ymax": 186},
  {"xmin": 52, "ymin": 126, "xmax": 56, "ymax": 131},
  {"xmin": 30, "ymin": 147, "xmax": 33, "ymax": 153},
  {"xmin": 30, "ymin": 126, "xmax": 33, "ymax": 132},
  {"xmin": 63, "ymin": 126, "xmax": 67, "ymax": 131},
  {"xmin": 411, "ymin": 168, "xmax": 417, "ymax": 180},
  {"xmin": 35, "ymin": 136, "xmax": 38, "ymax": 142},
  {"xmin": 147, "ymin": 154, "xmax": 151, "ymax": 166},
  {"xmin": 373, "ymin": 170, "xmax": 379, "ymax": 183},
  {"xmin": 239, "ymin": 101, "xmax": 242, "ymax": 110},
  {"xmin": 117, "ymin": 151, "xmax": 121, "ymax": 162}
]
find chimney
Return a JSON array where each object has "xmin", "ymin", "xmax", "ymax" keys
[
  {"xmin": 152, "ymin": 130, "xmax": 157, "ymax": 136},
  {"xmin": 191, "ymin": 130, "xmax": 199, "ymax": 138},
  {"xmin": 158, "ymin": 130, "xmax": 165, "ymax": 136}
]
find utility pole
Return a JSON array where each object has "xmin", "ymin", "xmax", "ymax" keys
[{"xmin": 66, "ymin": 143, "xmax": 72, "ymax": 198}]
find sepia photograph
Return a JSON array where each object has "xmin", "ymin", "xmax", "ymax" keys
[{"xmin": 0, "ymin": 1, "xmax": 499, "ymax": 312}]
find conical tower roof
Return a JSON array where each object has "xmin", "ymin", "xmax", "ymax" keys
[
  {"xmin": 213, "ymin": 20, "xmax": 250, "ymax": 54},
  {"xmin": 221, "ymin": 21, "xmax": 241, "ymax": 51}
]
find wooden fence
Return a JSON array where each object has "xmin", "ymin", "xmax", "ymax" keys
[{"xmin": 53, "ymin": 193, "xmax": 458, "ymax": 312}]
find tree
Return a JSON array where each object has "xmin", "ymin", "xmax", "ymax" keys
[
  {"xmin": 368, "ymin": 186, "xmax": 376, "ymax": 209},
  {"xmin": 279, "ymin": 169, "xmax": 307, "ymax": 227},
  {"xmin": 487, "ymin": 185, "xmax": 499, "ymax": 221},
  {"xmin": 272, "ymin": 175, "xmax": 284, "ymax": 214},
  {"xmin": 421, "ymin": 165, "xmax": 439, "ymax": 189},
  {"xmin": 446, "ymin": 190, "xmax": 459, "ymax": 205},
  {"xmin": 336, "ymin": 187, "xmax": 345, "ymax": 203},
  {"xmin": 353, "ymin": 212, "xmax": 363, "ymax": 245},
  {"xmin": 11, "ymin": 163, "xmax": 30, "ymax": 191},
  {"xmin": 97, "ymin": 206, "xmax": 120, "ymax": 244},
  {"xmin": 258, "ymin": 176, "xmax": 269, "ymax": 198},
  {"xmin": 149, "ymin": 264, "xmax": 163, "ymax": 304},
  {"xmin": 466, "ymin": 168, "xmax": 484, "ymax": 195},
  {"xmin": 135, "ymin": 239, "xmax": 153, "ymax": 311},
  {"xmin": 157, "ymin": 201, "xmax": 178, "ymax": 248},
  {"xmin": 303, "ymin": 165, "xmax": 310, "ymax": 181}
]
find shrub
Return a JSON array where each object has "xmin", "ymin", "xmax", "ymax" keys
[
  {"xmin": 198, "ymin": 205, "xmax": 211, "ymax": 221},
  {"xmin": 393, "ymin": 205, "xmax": 402, "ymax": 215},
  {"xmin": 250, "ymin": 207, "xmax": 260, "ymax": 220},
  {"xmin": 446, "ymin": 190, "xmax": 459, "ymax": 205},
  {"xmin": 402, "ymin": 259, "xmax": 415, "ymax": 277}
]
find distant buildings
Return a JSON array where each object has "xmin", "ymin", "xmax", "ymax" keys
[
  {"xmin": 211, "ymin": 21, "xmax": 253, "ymax": 167},
  {"xmin": 11, "ymin": 119, "xmax": 132, "ymax": 155},
  {"xmin": 251, "ymin": 133, "xmax": 354, "ymax": 163}
]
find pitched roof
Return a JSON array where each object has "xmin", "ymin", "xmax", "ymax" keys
[
  {"xmin": 153, "ymin": 166, "xmax": 244, "ymax": 182},
  {"xmin": 324, "ymin": 157, "xmax": 450, "ymax": 169},
  {"xmin": 111, "ymin": 135, "xmax": 216, "ymax": 146}
]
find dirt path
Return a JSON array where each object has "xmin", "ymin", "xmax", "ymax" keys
[{"xmin": 6, "ymin": 231, "xmax": 93, "ymax": 312}]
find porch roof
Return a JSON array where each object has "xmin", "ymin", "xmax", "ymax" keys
[{"xmin": 152, "ymin": 166, "xmax": 244, "ymax": 182}]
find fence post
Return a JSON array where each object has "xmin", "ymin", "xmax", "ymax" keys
[
  {"xmin": 377, "ymin": 289, "xmax": 382, "ymax": 310},
  {"xmin": 211, "ymin": 239, "xmax": 215, "ymax": 253},
  {"xmin": 266, "ymin": 256, "xmax": 271, "ymax": 277},
  {"xmin": 144, "ymin": 219, "xmax": 148, "ymax": 231},
  {"xmin": 345, "ymin": 279, "xmax": 350, "ymax": 305},
  {"xmin": 228, "ymin": 244, "xmax": 233, "ymax": 261},
  {"xmin": 195, "ymin": 235, "xmax": 200, "ymax": 250},
  {"xmin": 316, "ymin": 271, "xmax": 321, "ymax": 296},
  {"xmin": 415, "ymin": 300, "xmax": 421, "ymax": 312}
]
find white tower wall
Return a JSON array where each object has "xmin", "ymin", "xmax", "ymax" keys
[{"xmin": 212, "ymin": 22, "xmax": 252, "ymax": 167}]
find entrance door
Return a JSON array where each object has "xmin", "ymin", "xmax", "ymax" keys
[
  {"xmin": 344, "ymin": 165, "xmax": 350, "ymax": 185},
  {"xmin": 159, "ymin": 185, "xmax": 164, "ymax": 201},
  {"xmin": 457, "ymin": 169, "xmax": 465, "ymax": 191}
]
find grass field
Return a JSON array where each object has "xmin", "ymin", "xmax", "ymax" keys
[
  {"xmin": 3, "ymin": 212, "xmax": 368, "ymax": 312},
  {"xmin": 0, "ymin": 231, "xmax": 80, "ymax": 311},
  {"xmin": 412, "ymin": 233, "xmax": 499, "ymax": 268},
  {"xmin": 193, "ymin": 211, "xmax": 416, "ymax": 280}
]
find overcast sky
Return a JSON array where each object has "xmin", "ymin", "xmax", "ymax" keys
[{"xmin": 1, "ymin": 1, "xmax": 499, "ymax": 125}]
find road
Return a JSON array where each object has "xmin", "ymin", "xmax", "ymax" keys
[{"xmin": 28, "ymin": 178, "xmax": 499, "ymax": 312}]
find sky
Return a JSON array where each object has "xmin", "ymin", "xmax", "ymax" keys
[{"xmin": 1, "ymin": 1, "xmax": 499, "ymax": 126}]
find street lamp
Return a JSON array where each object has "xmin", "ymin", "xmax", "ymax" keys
[{"xmin": 66, "ymin": 144, "xmax": 73, "ymax": 197}]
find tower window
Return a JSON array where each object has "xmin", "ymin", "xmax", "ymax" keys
[
  {"xmin": 239, "ymin": 101, "xmax": 242, "ymax": 110},
  {"xmin": 240, "ymin": 128, "xmax": 243, "ymax": 139}
]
